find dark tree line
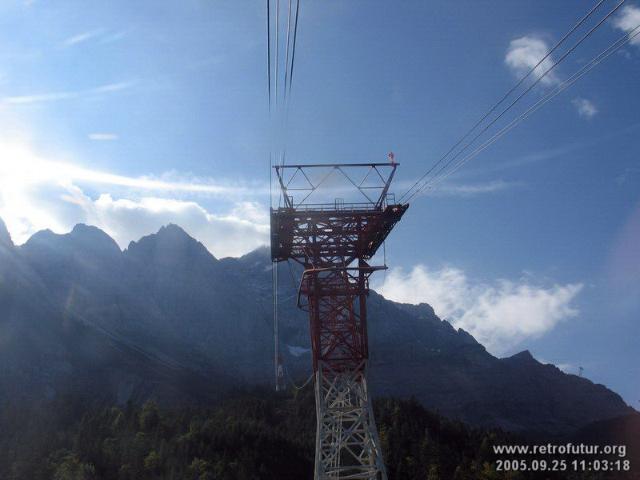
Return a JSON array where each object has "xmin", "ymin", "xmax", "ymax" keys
[{"xmin": 0, "ymin": 388, "xmax": 627, "ymax": 479}]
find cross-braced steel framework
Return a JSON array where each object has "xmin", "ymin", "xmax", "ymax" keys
[{"xmin": 271, "ymin": 162, "xmax": 408, "ymax": 480}]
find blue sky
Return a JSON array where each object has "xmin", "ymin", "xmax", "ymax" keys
[{"xmin": 0, "ymin": 0, "xmax": 638, "ymax": 405}]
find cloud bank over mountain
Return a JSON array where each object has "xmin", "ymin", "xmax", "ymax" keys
[
  {"xmin": 0, "ymin": 138, "xmax": 269, "ymax": 257},
  {"xmin": 375, "ymin": 264, "xmax": 583, "ymax": 356}
]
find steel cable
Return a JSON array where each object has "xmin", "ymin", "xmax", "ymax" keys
[
  {"xmin": 409, "ymin": 22, "xmax": 640, "ymax": 200},
  {"xmin": 400, "ymin": 0, "xmax": 621, "ymax": 202}
]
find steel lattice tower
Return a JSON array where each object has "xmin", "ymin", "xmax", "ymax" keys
[{"xmin": 271, "ymin": 161, "xmax": 408, "ymax": 480}]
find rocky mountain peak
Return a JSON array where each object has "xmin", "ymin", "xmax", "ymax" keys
[
  {"xmin": 125, "ymin": 223, "xmax": 216, "ymax": 266},
  {"xmin": 69, "ymin": 223, "xmax": 121, "ymax": 254},
  {"xmin": 506, "ymin": 349, "xmax": 538, "ymax": 364},
  {"xmin": 0, "ymin": 217, "xmax": 13, "ymax": 248},
  {"xmin": 23, "ymin": 224, "xmax": 121, "ymax": 260},
  {"xmin": 157, "ymin": 223, "xmax": 191, "ymax": 239}
]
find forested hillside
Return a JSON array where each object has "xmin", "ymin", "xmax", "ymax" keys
[{"xmin": 2, "ymin": 389, "xmax": 634, "ymax": 480}]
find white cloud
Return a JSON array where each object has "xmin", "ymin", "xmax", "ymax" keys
[
  {"xmin": 425, "ymin": 180, "xmax": 521, "ymax": 197},
  {"xmin": 92, "ymin": 81, "xmax": 136, "ymax": 93},
  {"xmin": 100, "ymin": 30, "xmax": 128, "ymax": 44},
  {"xmin": 572, "ymin": 98, "xmax": 598, "ymax": 118},
  {"xmin": 555, "ymin": 363, "xmax": 576, "ymax": 374},
  {"xmin": 89, "ymin": 195, "xmax": 269, "ymax": 258},
  {"xmin": 60, "ymin": 29, "xmax": 128, "ymax": 48},
  {"xmin": 6, "ymin": 183, "xmax": 268, "ymax": 258},
  {"xmin": 613, "ymin": 5, "xmax": 640, "ymax": 47},
  {"xmin": 505, "ymin": 36, "xmax": 560, "ymax": 86},
  {"xmin": 3, "ymin": 91, "xmax": 78, "ymax": 104},
  {"xmin": 0, "ymin": 140, "xmax": 256, "ymax": 196},
  {"xmin": 375, "ymin": 265, "xmax": 583, "ymax": 356},
  {"xmin": 390, "ymin": 179, "xmax": 521, "ymax": 200},
  {"xmin": 62, "ymin": 29, "xmax": 104, "ymax": 48},
  {"xmin": 538, "ymin": 358, "xmax": 577, "ymax": 374},
  {"xmin": 0, "ymin": 139, "xmax": 269, "ymax": 257},
  {"xmin": 88, "ymin": 133, "xmax": 118, "ymax": 141},
  {"xmin": 2, "ymin": 81, "xmax": 136, "ymax": 105}
]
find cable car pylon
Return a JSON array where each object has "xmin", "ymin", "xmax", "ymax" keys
[{"xmin": 271, "ymin": 160, "xmax": 408, "ymax": 479}]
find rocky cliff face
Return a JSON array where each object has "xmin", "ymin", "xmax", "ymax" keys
[
  {"xmin": 0, "ymin": 221, "xmax": 633, "ymax": 434},
  {"xmin": 0, "ymin": 218, "xmax": 12, "ymax": 249}
]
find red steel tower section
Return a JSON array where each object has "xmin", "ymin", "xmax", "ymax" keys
[{"xmin": 271, "ymin": 162, "xmax": 408, "ymax": 480}]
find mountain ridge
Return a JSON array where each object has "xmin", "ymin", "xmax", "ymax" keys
[{"xmin": 0, "ymin": 220, "xmax": 633, "ymax": 435}]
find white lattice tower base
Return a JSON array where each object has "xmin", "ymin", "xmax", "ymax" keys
[{"xmin": 314, "ymin": 361, "xmax": 387, "ymax": 480}]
